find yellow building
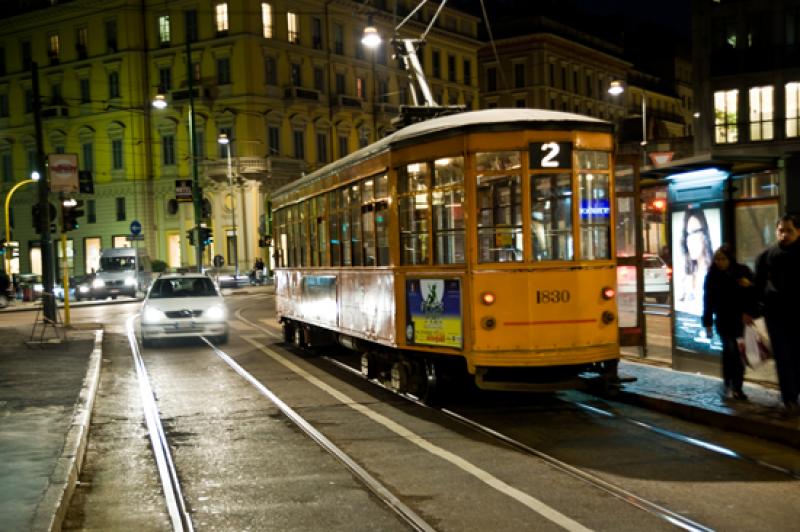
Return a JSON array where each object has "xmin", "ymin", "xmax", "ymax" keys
[{"xmin": 0, "ymin": 0, "xmax": 479, "ymax": 276}]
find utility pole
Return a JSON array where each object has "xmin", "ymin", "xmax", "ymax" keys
[
  {"xmin": 32, "ymin": 62, "xmax": 56, "ymax": 321},
  {"xmin": 187, "ymin": 39, "xmax": 203, "ymax": 271}
]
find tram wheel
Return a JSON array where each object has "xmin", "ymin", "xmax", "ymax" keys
[
  {"xmin": 389, "ymin": 361, "xmax": 409, "ymax": 394},
  {"xmin": 415, "ymin": 359, "xmax": 440, "ymax": 405},
  {"xmin": 360, "ymin": 352, "xmax": 377, "ymax": 379},
  {"xmin": 282, "ymin": 321, "xmax": 295, "ymax": 343},
  {"xmin": 293, "ymin": 326, "xmax": 306, "ymax": 349}
]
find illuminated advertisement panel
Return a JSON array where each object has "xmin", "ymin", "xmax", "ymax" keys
[
  {"xmin": 405, "ymin": 278, "xmax": 463, "ymax": 348},
  {"xmin": 671, "ymin": 206, "xmax": 723, "ymax": 354}
]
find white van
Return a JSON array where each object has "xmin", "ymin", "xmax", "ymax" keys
[{"xmin": 93, "ymin": 247, "xmax": 153, "ymax": 299}]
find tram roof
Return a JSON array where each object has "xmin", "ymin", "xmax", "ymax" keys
[{"xmin": 273, "ymin": 108, "xmax": 611, "ymax": 199}]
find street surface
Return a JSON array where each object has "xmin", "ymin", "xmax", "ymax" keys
[{"xmin": 6, "ymin": 294, "xmax": 793, "ymax": 531}]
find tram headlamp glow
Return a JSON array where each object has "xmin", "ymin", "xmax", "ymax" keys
[
  {"xmin": 205, "ymin": 305, "xmax": 226, "ymax": 321},
  {"xmin": 601, "ymin": 286, "xmax": 616, "ymax": 300},
  {"xmin": 142, "ymin": 306, "xmax": 165, "ymax": 323},
  {"xmin": 480, "ymin": 291, "xmax": 496, "ymax": 305}
]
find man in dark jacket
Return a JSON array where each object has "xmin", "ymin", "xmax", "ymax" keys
[{"xmin": 754, "ymin": 213, "xmax": 800, "ymax": 415}]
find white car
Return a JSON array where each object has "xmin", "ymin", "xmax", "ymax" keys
[
  {"xmin": 617, "ymin": 254, "xmax": 672, "ymax": 303},
  {"xmin": 140, "ymin": 273, "xmax": 229, "ymax": 346}
]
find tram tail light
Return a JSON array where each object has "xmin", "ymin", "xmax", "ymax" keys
[
  {"xmin": 601, "ymin": 286, "xmax": 616, "ymax": 300},
  {"xmin": 666, "ymin": 267, "xmax": 672, "ymax": 281},
  {"xmin": 481, "ymin": 291, "xmax": 496, "ymax": 305}
]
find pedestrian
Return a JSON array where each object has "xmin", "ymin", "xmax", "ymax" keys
[
  {"xmin": 754, "ymin": 213, "xmax": 800, "ymax": 415},
  {"xmin": 0, "ymin": 268, "xmax": 11, "ymax": 308},
  {"xmin": 254, "ymin": 258, "xmax": 265, "ymax": 285},
  {"xmin": 702, "ymin": 244, "xmax": 755, "ymax": 400}
]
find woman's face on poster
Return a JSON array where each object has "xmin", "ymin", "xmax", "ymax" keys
[{"xmin": 685, "ymin": 215, "xmax": 706, "ymax": 260}]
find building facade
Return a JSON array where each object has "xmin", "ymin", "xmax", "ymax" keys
[{"xmin": 0, "ymin": 0, "xmax": 480, "ymax": 277}]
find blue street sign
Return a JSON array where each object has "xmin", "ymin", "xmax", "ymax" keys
[{"xmin": 130, "ymin": 220, "xmax": 142, "ymax": 235}]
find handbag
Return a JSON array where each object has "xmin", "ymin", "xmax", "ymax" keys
[{"xmin": 737, "ymin": 318, "xmax": 772, "ymax": 368}]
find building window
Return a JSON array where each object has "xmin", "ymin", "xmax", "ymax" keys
[
  {"xmin": 51, "ymin": 83, "xmax": 63, "ymax": 105},
  {"xmin": 262, "ymin": 3, "xmax": 273, "ymax": 38},
  {"xmin": 268, "ymin": 126, "xmax": 280, "ymax": 155},
  {"xmin": 0, "ymin": 94, "xmax": 8, "ymax": 117},
  {"xmin": 82, "ymin": 143, "xmax": 94, "ymax": 172},
  {"xmin": 158, "ymin": 15, "xmax": 171, "ymax": 45},
  {"xmin": 514, "ymin": 63, "xmax": 525, "ymax": 88},
  {"xmin": 185, "ymin": 9, "xmax": 198, "ymax": 42},
  {"xmin": 264, "ymin": 56, "xmax": 277, "ymax": 85},
  {"xmin": 356, "ymin": 77, "xmax": 366, "ymax": 99},
  {"xmin": 293, "ymin": 129, "xmax": 305, "ymax": 159},
  {"xmin": 158, "ymin": 67, "xmax": 172, "ymax": 91},
  {"xmin": 1, "ymin": 153, "xmax": 12, "ymax": 183},
  {"xmin": 290, "ymin": 63, "xmax": 301, "ymax": 86},
  {"xmin": 75, "ymin": 27, "xmax": 87, "ymax": 59},
  {"xmin": 162, "ymin": 135, "xmax": 176, "ymax": 165},
  {"xmin": 48, "ymin": 33, "xmax": 60, "ymax": 62},
  {"xmin": 313, "ymin": 67, "xmax": 324, "ymax": 92},
  {"xmin": 432, "ymin": 50, "xmax": 441, "ymax": 78},
  {"xmin": 487, "ymin": 67, "xmax": 497, "ymax": 92},
  {"xmin": 447, "ymin": 54, "xmax": 456, "ymax": 82},
  {"xmin": 287, "ymin": 11, "xmax": 299, "ymax": 44},
  {"xmin": 217, "ymin": 57, "xmax": 231, "ymax": 85},
  {"xmin": 21, "ymin": 41, "xmax": 32, "ymax": 70},
  {"xmin": 354, "ymin": 29, "xmax": 365, "ymax": 59},
  {"xmin": 111, "ymin": 139, "xmax": 123, "ymax": 170},
  {"xmin": 87, "ymin": 200, "xmax": 96, "ymax": 223},
  {"xmin": 106, "ymin": 19, "xmax": 117, "ymax": 52},
  {"xmin": 749, "ymin": 85, "xmax": 774, "ymax": 141},
  {"xmin": 714, "ymin": 89, "xmax": 738, "ymax": 144},
  {"xmin": 24, "ymin": 89, "xmax": 33, "ymax": 114},
  {"xmin": 0, "ymin": 47, "xmax": 6, "ymax": 76},
  {"xmin": 333, "ymin": 24, "xmax": 344, "ymax": 54},
  {"xmin": 116, "ymin": 197, "xmax": 126, "ymax": 221},
  {"xmin": 378, "ymin": 80, "xmax": 388, "ymax": 103},
  {"xmin": 108, "ymin": 71, "xmax": 120, "ymax": 99},
  {"xmin": 215, "ymin": 3, "xmax": 229, "ymax": 33},
  {"xmin": 335, "ymin": 73, "xmax": 345, "ymax": 95},
  {"xmin": 218, "ymin": 127, "xmax": 233, "ymax": 158},
  {"xmin": 316, "ymin": 133, "xmax": 328, "ymax": 163},
  {"xmin": 463, "ymin": 59, "xmax": 471, "ymax": 85},
  {"xmin": 786, "ymin": 82, "xmax": 800, "ymax": 137},
  {"xmin": 338, "ymin": 135, "xmax": 348, "ymax": 158},
  {"xmin": 80, "ymin": 78, "xmax": 91, "ymax": 103},
  {"xmin": 515, "ymin": 98, "xmax": 526, "ymax": 108},
  {"xmin": 312, "ymin": 17, "xmax": 323, "ymax": 49}
]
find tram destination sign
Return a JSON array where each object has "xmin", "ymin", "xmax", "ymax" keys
[{"xmin": 529, "ymin": 141, "xmax": 572, "ymax": 170}]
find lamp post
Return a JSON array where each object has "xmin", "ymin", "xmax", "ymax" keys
[
  {"xmin": 153, "ymin": 39, "xmax": 203, "ymax": 271},
  {"xmin": 608, "ymin": 80, "xmax": 648, "ymax": 166},
  {"xmin": 217, "ymin": 133, "xmax": 238, "ymax": 278},
  {"xmin": 3, "ymin": 172, "xmax": 41, "ymax": 273}
]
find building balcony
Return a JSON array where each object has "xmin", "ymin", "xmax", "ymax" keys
[
  {"xmin": 283, "ymin": 86, "xmax": 321, "ymax": 103},
  {"xmin": 41, "ymin": 105, "xmax": 69, "ymax": 119},
  {"xmin": 331, "ymin": 94, "xmax": 364, "ymax": 112}
]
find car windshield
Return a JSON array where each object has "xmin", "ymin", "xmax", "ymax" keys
[
  {"xmin": 150, "ymin": 277, "xmax": 217, "ymax": 298},
  {"xmin": 100, "ymin": 256, "xmax": 136, "ymax": 271}
]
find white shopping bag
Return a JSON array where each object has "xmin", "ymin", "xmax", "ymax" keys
[{"xmin": 737, "ymin": 318, "xmax": 772, "ymax": 368}]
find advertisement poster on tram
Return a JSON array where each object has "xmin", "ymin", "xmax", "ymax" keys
[
  {"xmin": 405, "ymin": 278, "xmax": 463, "ymax": 348},
  {"xmin": 671, "ymin": 206, "xmax": 723, "ymax": 354}
]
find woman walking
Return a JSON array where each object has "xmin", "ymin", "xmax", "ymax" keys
[{"xmin": 702, "ymin": 244, "xmax": 755, "ymax": 400}]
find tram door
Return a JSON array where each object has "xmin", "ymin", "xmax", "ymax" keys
[{"xmin": 615, "ymin": 156, "xmax": 646, "ymax": 353}]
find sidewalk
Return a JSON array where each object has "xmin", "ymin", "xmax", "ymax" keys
[{"xmin": 1, "ymin": 296, "xmax": 798, "ymax": 530}]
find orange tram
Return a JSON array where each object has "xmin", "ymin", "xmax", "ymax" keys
[{"xmin": 271, "ymin": 108, "xmax": 620, "ymax": 400}]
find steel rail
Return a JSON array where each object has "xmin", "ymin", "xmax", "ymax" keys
[{"xmin": 126, "ymin": 315, "xmax": 194, "ymax": 532}]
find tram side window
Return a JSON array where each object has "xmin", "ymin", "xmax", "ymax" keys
[
  {"xmin": 298, "ymin": 202, "xmax": 308, "ymax": 267},
  {"xmin": 309, "ymin": 198, "xmax": 319, "ymax": 266},
  {"xmin": 477, "ymin": 174, "xmax": 523, "ymax": 263},
  {"xmin": 398, "ymin": 163, "xmax": 430, "ymax": 265},
  {"xmin": 274, "ymin": 208, "xmax": 287, "ymax": 268},
  {"xmin": 375, "ymin": 174, "xmax": 390, "ymax": 265},
  {"xmin": 340, "ymin": 187, "xmax": 352, "ymax": 266},
  {"xmin": 531, "ymin": 173, "xmax": 573, "ymax": 261},
  {"xmin": 361, "ymin": 179, "xmax": 377, "ymax": 266},
  {"xmin": 433, "ymin": 157, "xmax": 465, "ymax": 264},
  {"xmin": 315, "ymin": 195, "xmax": 328, "ymax": 266},
  {"xmin": 578, "ymin": 172, "xmax": 611, "ymax": 260},
  {"xmin": 349, "ymin": 184, "xmax": 363, "ymax": 266},
  {"xmin": 328, "ymin": 190, "xmax": 341, "ymax": 266}
]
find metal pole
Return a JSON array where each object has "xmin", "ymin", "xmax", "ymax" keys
[
  {"xmin": 226, "ymin": 142, "xmax": 238, "ymax": 277},
  {"xmin": 186, "ymin": 40, "xmax": 203, "ymax": 271},
  {"xmin": 641, "ymin": 95, "xmax": 647, "ymax": 166}
]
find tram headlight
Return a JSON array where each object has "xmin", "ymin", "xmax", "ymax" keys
[
  {"xmin": 601, "ymin": 286, "xmax": 616, "ymax": 300},
  {"xmin": 601, "ymin": 311, "xmax": 615, "ymax": 324},
  {"xmin": 480, "ymin": 316, "xmax": 496, "ymax": 330},
  {"xmin": 480, "ymin": 291, "xmax": 496, "ymax": 305}
]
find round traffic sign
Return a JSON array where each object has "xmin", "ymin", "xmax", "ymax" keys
[{"xmin": 130, "ymin": 220, "xmax": 142, "ymax": 235}]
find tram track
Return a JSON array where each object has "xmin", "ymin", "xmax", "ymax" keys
[{"xmin": 233, "ymin": 301, "xmax": 800, "ymax": 532}]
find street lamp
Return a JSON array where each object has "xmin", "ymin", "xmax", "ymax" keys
[
  {"xmin": 217, "ymin": 133, "xmax": 238, "ymax": 278},
  {"xmin": 608, "ymin": 80, "xmax": 648, "ymax": 165},
  {"xmin": 152, "ymin": 39, "xmax": 203, "ymax": 271},
  {"xmin": 3, "ymin": 171, "xmax": 41, "ymax": 273}
]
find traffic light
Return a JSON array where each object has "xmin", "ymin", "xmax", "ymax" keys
[
  {"xmin": 78, "ymin": 170, "xmax": 94, "ymax": 194},
  {"xmin": 62, "ymin": 200, "xmax": 85, "ymax": 232},
  {"xmin": 199, "ymin": 227, "xmax": 212, "ymax": 248},
  {"xmin": 186, "ymin": 230, "xmax": 195, "ymax": 246}
]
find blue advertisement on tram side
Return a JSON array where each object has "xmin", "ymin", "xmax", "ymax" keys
[
  {"xmin": 579, "ymin": 198, "xmax": 611, "ymax": 219},
  {"xmin": 405, "ymin": 278, "xmax": 463, "ymax": 348}
]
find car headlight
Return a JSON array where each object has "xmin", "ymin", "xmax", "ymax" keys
[
  {"xmin": 204, "ymin": 304, "xmax": 226, "ymax": 321},
  {"xmin": 78, "ymin": 285, "xmax": 90, "ymax": 293},
  {"xmin": 92, "ymin": 278, "xmax": 105, "ymax": 288},
  {"xmin": 124, "ymin": 277, "xmax": 137, "ymax": 286},
  {"xmin": 142, "ymin": 306, "xmax": 166, "ymax": 323}
]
